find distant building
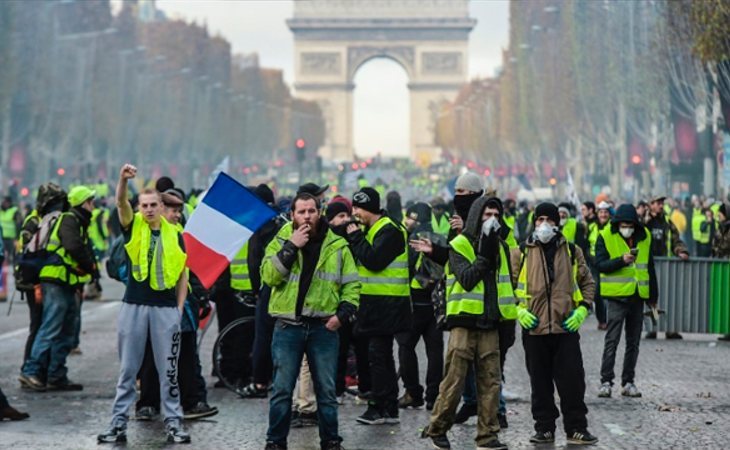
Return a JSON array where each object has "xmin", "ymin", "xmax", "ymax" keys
[{"xmin": 233, "ymin": 53, "xmax": 260, "ymax": 71}]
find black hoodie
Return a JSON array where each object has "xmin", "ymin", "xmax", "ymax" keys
[{"xmin": 446, "ymin": 197, "xmax": 511, "ymax": 330}]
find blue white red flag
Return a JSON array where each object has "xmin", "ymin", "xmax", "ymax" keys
[{"xmin": 183, "ymin": 172, "xmax": 276, "ymax": 289}]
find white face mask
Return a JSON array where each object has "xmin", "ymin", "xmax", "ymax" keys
[
  {"xmin": 559, "ymin": 218, "xmax": 567, "ymax": 227},
  {"xmin": 482, "ymin": 216, "xmax": 500, "ymax": 236},
  {"xmin": 619, "ymin": 226, "xmax": 634, "ymax": 238},
  {"xmin": 534, "ymin": 222, "xmax": 557, "ymax": 243}
]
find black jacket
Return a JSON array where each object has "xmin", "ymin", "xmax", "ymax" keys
[
  {"xmin": 52, "ymin": 207, "xmax": 97, "ymax": 282},
  {"xmin": 446, "ymin": 197, "xmax": 508, "ymax": 330},
  {"xmin": 594, "ymin": 222, "xmax": 658, "ymax": 304},
  {"xmin": 347, "ymin": 212, "xmax": 412, "ymax": 336},
  {"xmin": 408, "ymin": 221, "xmax": 444, "ymax": 307}
]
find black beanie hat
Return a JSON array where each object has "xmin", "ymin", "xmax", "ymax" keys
[
  {"xmin": 253, "ymin": 184, "xmax": 275, "ymax": 205},
  {"xmin": 352, "ymin": 187, "xmax": 380, "ymax": 214},
  {"xmin": 534, "ymin": 202, "xmax": 560, "ymax": 225},
  {"xmin": 325, "ymin": 201, "xmax": 350, "ymax": 221},
  {"xmin": 405, "ymin": 202, "xmax": 432, "ymax": 223}
]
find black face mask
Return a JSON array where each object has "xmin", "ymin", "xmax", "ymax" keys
[
  {"xmin": 453, "ymin": 192, "xmax": 482, "ymax": 219},
  {"xmin": 329, "ymin": 223, "xmax": 349, "ymax": 238}
]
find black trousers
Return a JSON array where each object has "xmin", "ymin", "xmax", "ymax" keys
[
  {"xmin": 600, "ymin": 298, "xmax": 643, "ymax": 386},
  {"xmin": 252, "ymin": 286, "xmax": 275, "ymax": 385},
  {"xmin": 137, "ymin": 331, "xmax": 205, "ymax": 411},
  {"xmin": 0, "ymin": 385, "xmax": 8, "ymax": 408},
  {"xmin": 23, "ymin": 289, "xmax": 43, "ymax": 362},
  {"xmin": 214, "ymin": 289, "xmax": 255, "ymax": 383},
  {"xmin": 394, "ymin": 305, "xmax": 443, "ymax": 403},
  {"xmin": 591, "ymin": 267, "xmax": 606, "ymax": 324},
  {"xmin": 369, "ymin": 334, "xmax": 399, "ymax": 411},
  {"xmin": 523, "ymin": 332, "xmax": 588, "ymax": 434},
  {"xmin": 336, "ymin": 320, "xmax": 371, "ymax": 396}
]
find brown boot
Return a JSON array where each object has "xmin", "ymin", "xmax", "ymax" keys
[{"xmin": 0, "ymin": 405, "xmax": 30, "ymax": 421}]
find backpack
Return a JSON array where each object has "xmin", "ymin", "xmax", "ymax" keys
[
  {"xmin": 105, "ymin": 235, "xmax": 128, "ymax": 283},
  {"xmin": 14, "ymin": 211, "xmax": 63, "ymax": 290}
]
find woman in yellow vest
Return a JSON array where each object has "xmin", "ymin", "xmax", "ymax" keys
[
  {"xmin": 423, "ymin": 196, "xmax": 513, "ymax": 450},
  {"xmin": 595, "ymin": 204, "xmax": 657, "ymax": 400},
  {"xmin": 513, "ymin": 202, "xmax": 598, "ymax": 445}
]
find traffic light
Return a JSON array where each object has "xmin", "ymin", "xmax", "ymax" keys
[
  {"xmin": 295, "ymin": 138, "xmax": 306, "ymax": 162},
  {"xmin": 631, "ymin": 154, "xmax": 642, "ymax": 165}
]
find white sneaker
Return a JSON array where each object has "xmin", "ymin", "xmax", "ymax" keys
[
  {"xmin": 597, "ymin": 382, "xmax": 611, "ymax": 398},
  {"xmin": 336, "ymin": 395, "xmax": 344, "ymax": 405},
  {"xmin": 621, "ymin": 383, "xmax": 642, "ymax": 397}
]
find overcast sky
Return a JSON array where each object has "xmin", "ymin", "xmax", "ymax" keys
[{"xmin": 156, "ymin": 0, "xmax": 510, "ymax": 157}]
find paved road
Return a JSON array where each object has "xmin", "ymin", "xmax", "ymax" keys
[{"xmin": 1, "ymin": 279, "xmax": 729, "ymax": 449}]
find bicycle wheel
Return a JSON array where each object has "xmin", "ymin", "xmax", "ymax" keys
[{"xmin": 211, "ymin": 315, "xmax": 256, "ymax": 394}]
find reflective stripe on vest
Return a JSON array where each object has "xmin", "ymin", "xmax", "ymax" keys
[
  {"xmin": 39, "ymin": 212, "xmax": 92, "ymax": 286},
  {"xmin": 599, "ymin": 227, "xmax": 651, "ymax": 299},
  {"xmin": 230, "ymin": 242, "xmax": 252, "ymax": 291},
  {"xmin": 446, "ymin": 234, "xmax": 516, "ymax": 320},
  {"xmin": 1, "ymin": 206, "xmax": 18, "ymax": 239},
  {"xmin": 514, "ymin": 243, "xmax": 584, "ymax": 307},
  {"xmin": 124, "ymin": 213, "xmax": 186, "ymax": 291},
  {"xmin": 358, "ymin": 216, "xmax": 409, "ymax": 297}
]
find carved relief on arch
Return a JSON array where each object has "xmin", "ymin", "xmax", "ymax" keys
[
  {"xmin": 347, "ymin": 46, "xmax": 415, "ymax": 80},
  {"xmin": 300, "ymin": 52, "xmax": 342, "ymax": 75}
]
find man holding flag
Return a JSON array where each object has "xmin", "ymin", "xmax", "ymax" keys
[
  {"xmin": 262, "ymin": 192, "xmax": 360, "ymax": 450},
  {"xmin": 99, "ymin": 164, "xmax": 190, "ymax": 444}
]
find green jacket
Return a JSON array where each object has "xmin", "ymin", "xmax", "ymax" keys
[{"xmin": 262, "ymin": 223, "xmax": 361, "ymax": 321}]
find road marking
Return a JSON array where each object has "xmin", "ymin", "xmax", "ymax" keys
[{"xmin": 0, "ymin": 301, "xmax": 119, "ymax": 341}]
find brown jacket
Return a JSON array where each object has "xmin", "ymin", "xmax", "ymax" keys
[{"xmin": 510, "ymin": 235, "xmax": 595, "ymax": 335}]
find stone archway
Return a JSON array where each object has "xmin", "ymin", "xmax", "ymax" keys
[{"xmin": 288, "ymin": 0, "xmax": 475, "ymax": 163}]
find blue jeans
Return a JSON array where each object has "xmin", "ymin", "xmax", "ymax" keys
[
  {"xmin": 464, "ymin": 364, "xmax": 506, "ymax": 415},
  {"xmin": 22, "ymin": 283, "xmax": 78, "ymax": 383},
  {"xmin": 267, "ymin": 319, "xmax": 340, "ymax": 447}
]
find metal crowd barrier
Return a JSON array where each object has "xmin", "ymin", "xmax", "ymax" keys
[{"xmin": 654, "ymin": 257, "xmax": 730, "ymax": 334}]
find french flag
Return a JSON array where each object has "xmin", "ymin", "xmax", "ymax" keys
[{"xmin": 183, "ymin": 172, "xmax": 277, "ymax": 289}]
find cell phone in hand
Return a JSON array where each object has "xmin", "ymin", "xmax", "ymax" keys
[{"xmin": 630, "ymin": 248, "xmax": 639, "ymax": 256}]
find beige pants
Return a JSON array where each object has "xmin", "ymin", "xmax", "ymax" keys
[
  {"xmin": 427, "ymin": 327, "xmax": 501, "ymax": 445},
  {"xmin": 295, "ymin": 355, "xmax": 317, "ymax": 413}
]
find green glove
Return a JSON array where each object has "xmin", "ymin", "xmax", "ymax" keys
[
  {"xmin": 562, "ymin": 306, "xmax": 589, "ymax": 332},
  {"xmin": 516, "ymin": 306, "xmax": 539, "ymax": 330}
]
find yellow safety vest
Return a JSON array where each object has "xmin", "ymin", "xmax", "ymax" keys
[
  {"xmin": 358, "ymin": 216, "xmax": 409, "ymax": 297},
  {"xmin": 692, "ymin": 208, "xmax": 710, "ymax": 244},
  {"xmin": 514, "ymin": 243, "xmax": 583, "ymax": 306},
  {"xmin": 88, "ymin": 208, "xmax": 109, "ymax": 252},
  {"xmin": 562, "ymin": 217, "xmax": 577, "ymax": 243},
  {"xmin": 445, "ymin": 234, "xmax": 517, "ymax": 320},
  {"xmin": 39, "ymin": 213, "xmax": 92, "ymax": 286},
  {"xmin": 599, "ymin": 228, "xmax": 651, "ymax": 299},
  {"xmin": 431, "ymin": 212, "xmax": 451, "ymax": 237},
  {"xmin": 1, "ymin": 206, "xmax": 18, "ymax": 239},
  {"xmin": 230, "ymin": 242, "xmax": 252, "ymax": 291},
  {"xmin": 124, "ymin": 213, "xmax": 186, "ymax": 291}
]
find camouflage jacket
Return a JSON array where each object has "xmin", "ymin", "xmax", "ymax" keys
[{"xmin": 712, "ymin": 222, "xmax": 730, "ymax": 258}]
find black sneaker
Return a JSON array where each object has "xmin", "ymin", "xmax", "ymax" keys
[
  {"xmin": 644, "ymin": 331, "xmax": 657, "ymax": 339},
  {"xmin": 238, "ymin": 382, "xmax": 268, "ymax": 399},
  {"xmin": 183, "ymin": 402, "xmax": 218, "ymax": 420},
  {"xmin": 476, "ymin": 439, "xmax": 508, "ymax": 450},
  {"xmin": 384, "ymin": 406, "xmax": 399, "ymax": 424},
  {"xmin": 665, "ymin": 331, "xmax": 683, "ymax": 340},
  {"xmin": 292, "ymin": 411, "xmax": 318, "ymax": 428},
  {"xmin": 356, "ymin": 405, "xmax": 386, "ymax": 425},
  {"xmin": 97, "ymin": 426, "xmax": 127, "ymax": 443},
  {"xmin": 398, "ymin": 392, "xmax": 424, "ymax": 409},
  {"xmin": 421, "ymin": 425, "xmax": 450, "ymax": 449},
  {"xmin": 166, "ymin": 425, "xmax": 191, "ymax": 444},
  {"xmin": 135, "ymin": 406, "xmax": 159, "ymax": 421},
  {"xmin": 47, "ymin": 379, "xmax": 83, "ymax": 391},
  {"xmin": 321, "ymin": 440, "xmax": 345, "ymax": 450},
  {"xmin": 264, "ymin": 442, "xmax": 287, "ymax": 450},
  {"xmin": 529, "ymin": 430, "xmax": 555, "ymax": 443},
  {"xmin": 453, "ymin": 403, "xmax": 477, "ymax": 424},
  {"xmin": 567, "ymin": 430, "xmax": 598, "ymax": 445},
  {"xmin": 426, "ymin": 400, "xmax": 435, "ymax": 411},
  {"xmin": 498, "ymin": 413, "xmax": 508, "ymax": 429}
]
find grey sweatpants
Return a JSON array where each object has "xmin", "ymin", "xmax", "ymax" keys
[{"xmin": 110, "ymin": 303, "xmax": 183, "ymax": 428}]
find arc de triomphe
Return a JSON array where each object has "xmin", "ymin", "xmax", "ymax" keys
[{"xmin": 288, "ymin": 0, "xmax": 475, "ymax": 163}]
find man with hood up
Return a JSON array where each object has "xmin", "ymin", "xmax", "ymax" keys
[
  {"xmin": 422, "ymin": 196, "xmax": 514, "ymax": 450},
  {"xmin": 596, "ymin": 204, "xmax": 657, "ymax": 399},
  {"xmin": 513, "ymin": 203, "xmax": 598, "ymax": 445}
]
